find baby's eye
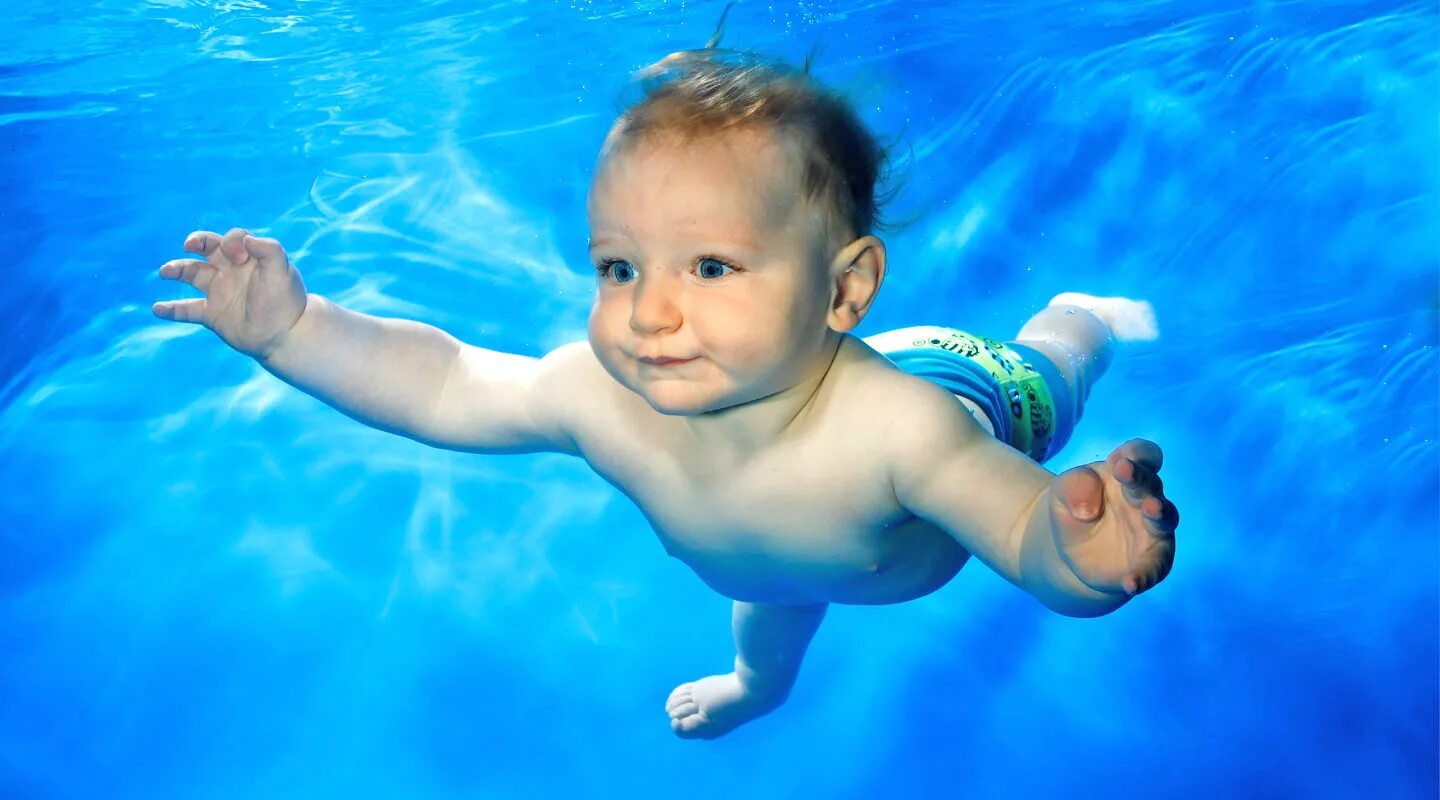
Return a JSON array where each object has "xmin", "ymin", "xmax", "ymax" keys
[
  {"xmin": 696, "ymin": 257, "xmax": 735, "ymax": 280},
  {"xmin": 597, "ymin": 259, "xmax": 637, "ymax": 284}
]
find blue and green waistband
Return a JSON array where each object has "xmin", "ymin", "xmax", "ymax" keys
[{"xmin": 866, "ymin": 326, "xmax": 1071, "ymax": 462}]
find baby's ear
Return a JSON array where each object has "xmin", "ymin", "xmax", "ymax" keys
[{"xmin": 827, "ymin": 235, "xmax": 886, "ymax": 332}]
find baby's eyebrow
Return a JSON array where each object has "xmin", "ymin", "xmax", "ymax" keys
[
  {"xmin": 587, "ymin": 236, "xmax": 621, "ymax": 253},
  {"xmin": 586, "ymin": 233, "xmax": 762, "ymax": 257}
]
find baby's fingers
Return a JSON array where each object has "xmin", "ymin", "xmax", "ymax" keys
[
  {"xmin": 1113, "ymin": 456, "xmax": 1164, "ymax": 510},
  {"xmin": 158, "ymin": 258, "xmax": 218, "ymax": 293},
  {"xmin": 220, "ymin": 227, "xmax": 255, "ymax": 265},
  {"xmin": 242, "ymin": 234, "xmax": 292, "ymax": 274},
  {"xmin": 1140, "ymin": 496, "xmax": 1180, "ymax": 539},
  {"xmin": 1126, "ymin": 520, "xmax": 1177, "ymax": 595},
  {"xmin": 152, "ymin": 298, "xmax": 207, "ymax": 324},
  {"xmin": 1107, "ymin": 438, "xmax": 1163, "ymax": 473},
  {"xmin": 183, "ymin": 230, "xmax": 221, "ymax": 257}
]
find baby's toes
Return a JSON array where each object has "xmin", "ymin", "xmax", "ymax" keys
[
  {"xmin": 665, "ymin": 682, "xmax": 694, "ymax": 713},
  {"xmin": 665, "ymin": 687, "xmax": 708, "ymax": 736},
  {"xmin": 672, "ymin": 711, "xmax": 711, "ymax": 737},
  {"xmin": 667, "ymin": 684, "xmax": 703, "ymax": 721}
]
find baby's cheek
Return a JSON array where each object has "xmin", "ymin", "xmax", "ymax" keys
[
  {"xmin": 587, "ymin": 305, "xmax": 625, "ymax": 347},
  {"xmin": 700, "ymin": 331, "xmax": 767, "ymax": 371},
  {"xmin": 734, "ymin": 341, "xmax": 804, "ymax": 384},
  {"xmin": 585, "ymin": 317, "xmax": 633, "ymax": 383}
]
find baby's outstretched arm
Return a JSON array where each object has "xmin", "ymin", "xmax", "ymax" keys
[
  {"xmin": 154, "ymin": 228, "xmax": 582, "ymax": 455},
  {"xmin": 886, "ymin": 385, "xmax": 1177, "ymax": 617}
]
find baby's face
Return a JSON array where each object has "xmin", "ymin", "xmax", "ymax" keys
[{"xmin": 586, "ymin": 127, "xmax": 840, "ymax": 416}]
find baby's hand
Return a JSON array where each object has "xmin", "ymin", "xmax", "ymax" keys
[
  {"xmin": 152, "ymin": 228, "xmax": 307, "ymax": 360},
  {"xmin": 1049, "ymin": 439, "xmax": 1179, "ymax": 597}
]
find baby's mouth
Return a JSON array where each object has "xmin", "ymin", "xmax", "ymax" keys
[{"xmin": 638, "ymin": 356, "xmax": 696, "ymax": 367}]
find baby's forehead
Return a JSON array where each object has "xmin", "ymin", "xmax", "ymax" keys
[{"xmin": 590, "ymin": 127, "xmax": 822, "ymax": 232}]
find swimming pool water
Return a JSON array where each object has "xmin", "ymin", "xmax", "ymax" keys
[{"xmin": 2, "ymin": 1, "xmax": 1435, "ymax": 798}]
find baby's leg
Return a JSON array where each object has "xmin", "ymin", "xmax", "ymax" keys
[
  {"xmin": 666, "ymin": 600, "xmax": 827, "ymax": 739},
  {"xmin": 1011, "ymin": 293, "xmax": 1157, "ymax": 438}
]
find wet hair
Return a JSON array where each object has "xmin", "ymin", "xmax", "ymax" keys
[{"xmin": 604, "ymin": 48, "xmax": 891, "ymax": 240}]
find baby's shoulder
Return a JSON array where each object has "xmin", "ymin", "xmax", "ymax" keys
[
  {"xmin": 829, "ymin": 335, "xmax": 971, "ymax": 414},
  {"xmin": 534, "ymin": 340, "xmax": 670, "ymax": 454},
  {"xmin": 534, "ymin": 339, "xmax": 638, "ymax": 420},
  {"xmin": 823, "ymin": 336, "xmax": 989, "ymax": 453}
]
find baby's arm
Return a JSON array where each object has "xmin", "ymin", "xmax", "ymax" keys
[
  {"xmin": 154, "ymin": 228, "xmax": 582, "ymax": 455},
  {"xmin": 263, "ymin": 295, "xmax": 585, "ymax": 455},
  {"xmin": 884, "ymin": 383, "xmax": 1177, "ymax": 617}
]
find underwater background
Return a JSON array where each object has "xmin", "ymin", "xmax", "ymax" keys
[{"xmin": 2, "ymin": 1, "xmax": 1435, "ymax": 797}]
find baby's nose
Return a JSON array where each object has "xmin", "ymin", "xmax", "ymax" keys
[{"xmin": 630, "ymin": 277, "xmax": 682, "ymax": 333}]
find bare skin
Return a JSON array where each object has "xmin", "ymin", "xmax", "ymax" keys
[{"xmin": 153, "ymin": 127, "xmax": 1178, "ymax": 740}]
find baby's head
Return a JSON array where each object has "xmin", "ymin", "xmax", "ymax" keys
[{"xmin": 586, "ymin": 52, "xmax": 890, "ymax": 415}]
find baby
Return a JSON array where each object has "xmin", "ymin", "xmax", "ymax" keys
[{"xmin": 153, "ymin": 53, "xmax": 1177, "ymax": 740}]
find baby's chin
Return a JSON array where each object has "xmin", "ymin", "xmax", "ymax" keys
[
  {"xmin": 638, "ymin": 386, "xmax": 737, "ymax": 417},
  {"xmin": 632, "ymin": 377, "xmax": 760, "ymax": 417}
]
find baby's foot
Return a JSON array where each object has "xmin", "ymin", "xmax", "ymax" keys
[
  {"xmin": 665, "ymin": 671, "xmax": 788, "ymax": 739},
  {"xmin": 1049, "ymin": 292, "xmax": 1159, "ymax": 342}
]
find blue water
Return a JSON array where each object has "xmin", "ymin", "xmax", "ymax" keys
[{"xmin": 2, "ymin": 1, "xmax": 1435, "ymax": 797}]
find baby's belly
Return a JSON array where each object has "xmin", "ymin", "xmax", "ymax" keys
[{"xmin": 658, "ymin": 516, "xmax": 973, "ymax": 606}]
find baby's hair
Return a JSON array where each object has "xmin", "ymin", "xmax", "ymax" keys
[{"xmin": 606, "ymin": 29, "xmax": 892, "ymax": 240}]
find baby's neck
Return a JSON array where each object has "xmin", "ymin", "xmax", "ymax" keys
[{"xmin": 679, "ymin": 335, "xmax": 846, "ymax": 464}]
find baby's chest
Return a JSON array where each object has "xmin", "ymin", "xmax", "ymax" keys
[
  {"xmin": 628, "ymin": 463, "xmax": 965, "ymax": 605},
  {"xmin": 578, "ymin": 414, "xmax": 968, "ymax": 604},
  {"xmin": 620, "ymin": 446, "xmax": 906, "ymax": 566}
]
